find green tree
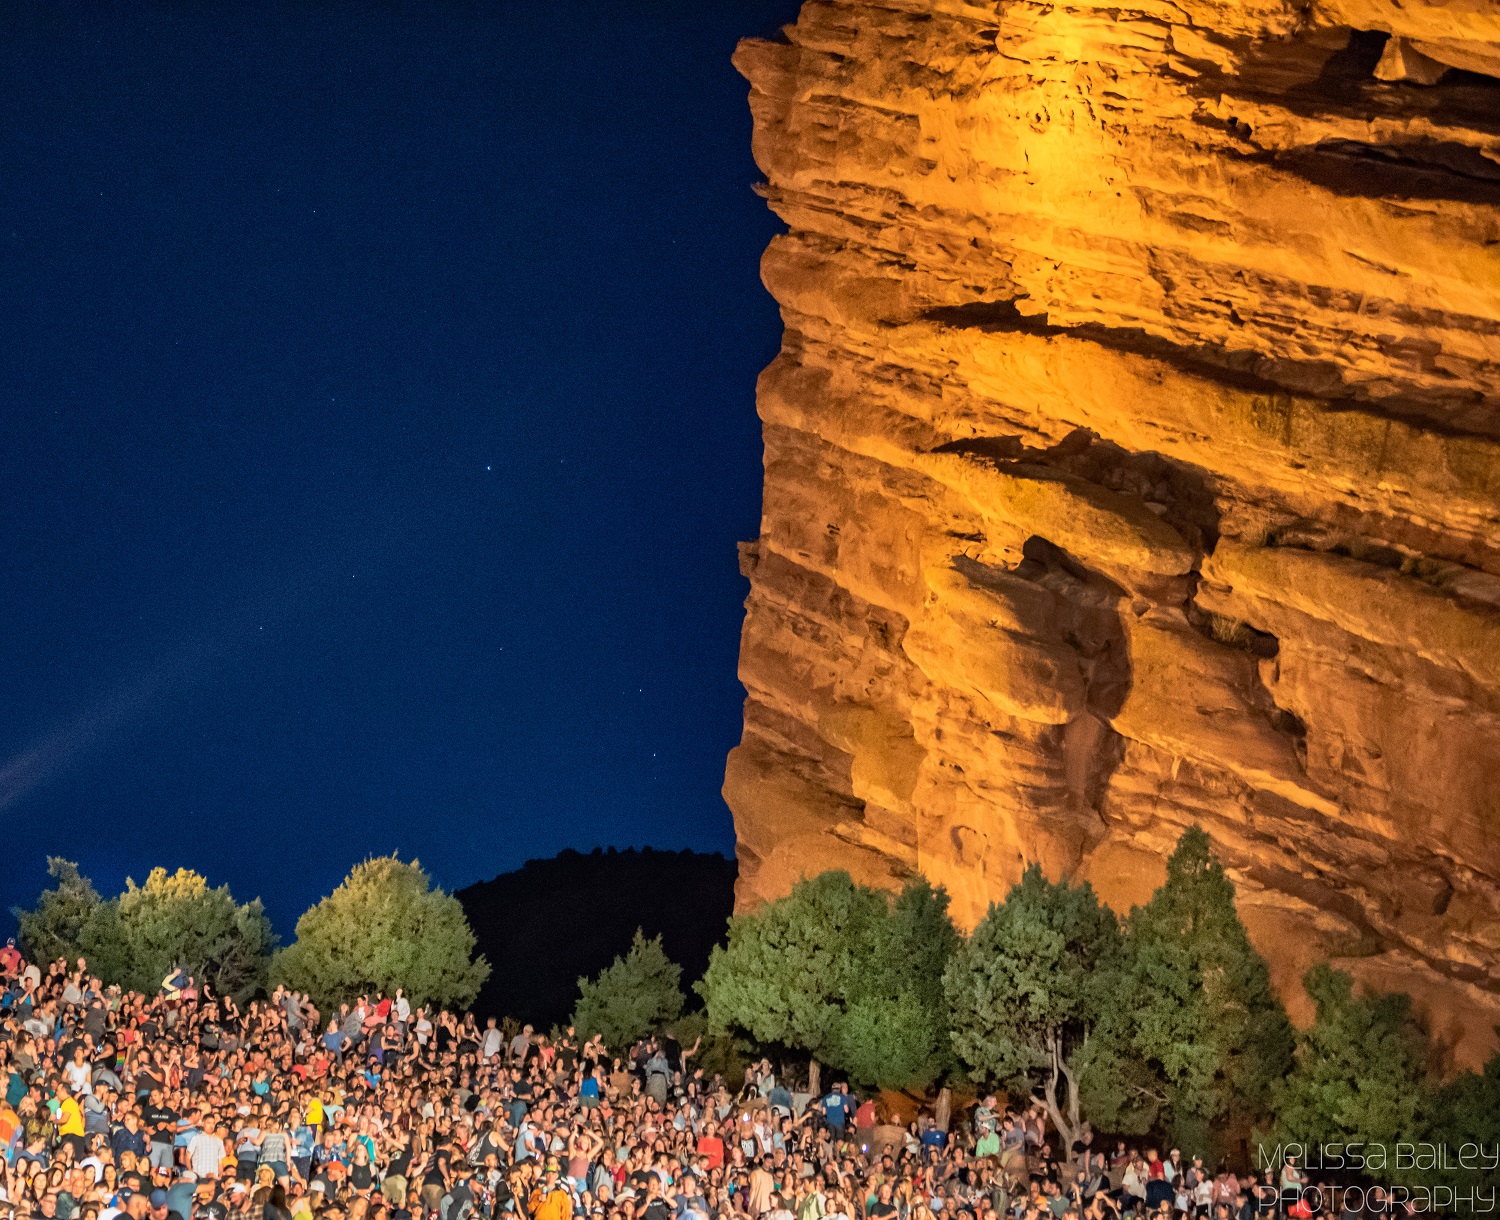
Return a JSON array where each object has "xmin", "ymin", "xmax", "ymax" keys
[
  {"xmin": 841, "ymin": 878, "xmax": 959, "ymax": 1090},
  {"xmin": 572, "ymin": 929, "xmax": 685, "ymax": 1050},
  {"xmin": 945, "ymin": 865, "xmax": 1121, "ymax": 1147},
  {"xmin": 1419, "ymin": 1046, "xmax": 1500, "ymax": 1193},
  {"xmin": 1274, "ymin": 966, "xmax": 1426, "ymax": 1182},
  {"xmin": 78, "ymin": 898, "xmax": 132, "ymax": 989},
  {"xmin": 1081, "ymin": 827, "xmax": 1293, "ymax": 1154},
  {"xmin": 12, "ymin": 859, "xmax": 269, "ymax": 999},
  {"xmin": 697, "ymin": 870, "xmax": 957, "ymax": 1090},
  {"xmin": 13, "ymin": 858, "xmax": 107, "ymax": 967},
  {"xmin": 272, "ymin": 855, "xmax": 488, "ymax": 1012},
  {"xmin": 109, "ymin": 867, "xmax": 276, "ymax": 1001},
  {"xmin": 1071, "ymin": 1005, "xmax": 1178, "ymax": 1138},
  {"xmin": 699, "ymin": 871, "xmax": 882, "ymax": 1073}
]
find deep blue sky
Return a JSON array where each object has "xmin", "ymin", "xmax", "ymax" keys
[{"xmin": 0, "ymin": 0, "xmax": 799, "ymax": 935}]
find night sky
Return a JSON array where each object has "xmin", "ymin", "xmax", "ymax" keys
[{"xmin": 0, "ymin": 0, "xmax": 801, "ymax": 935}]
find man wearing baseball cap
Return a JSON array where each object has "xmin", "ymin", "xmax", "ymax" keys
[
  {"xmin": 149, "ymin": 1187, "xmax": 186, "ymax": 1220},
  {"xmin": 530, "ymin": 1159, "xmax": 573, "ymax": 1220}
]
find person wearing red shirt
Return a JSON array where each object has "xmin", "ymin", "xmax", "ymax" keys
[{"xmin": 695, "ymin": 1119, "xmax": 725, "ymax": 1171}]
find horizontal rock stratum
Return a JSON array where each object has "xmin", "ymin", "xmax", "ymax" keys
[{"xmin": 725, "ymin": 0, "xmax": 1500, "ymax": 1068}]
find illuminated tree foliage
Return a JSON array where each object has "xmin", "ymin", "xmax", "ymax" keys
[
  {"xmin": 13, "ymin": 859, "xmax": 274, "ymax": 1001},
  {"xmin": 1079, "ymin": 827, "xmax": 1293, "ymax": 1155},
  {"xmin": 13, "ymin": 857, "xmax": 108, "ymax": 969},
  {"xmin": 1275, "ymin": 965, "xmax": 1427, "ymax": 1182},
  {"xmin": 698, "ymin": 871, "xmax": 956, "ymax": 1090},
  {"xmin": 945, "ymin": 865, "xmax": 1121, "ymax": 1149},
  {"xmin": 273, "ymin": 855, "xmax": 488, "ymax": 1012}
]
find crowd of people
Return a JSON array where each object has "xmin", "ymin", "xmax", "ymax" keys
[{"xmin": 0, "ymin": 945, "xmax": 1358, "ymax": 1220}]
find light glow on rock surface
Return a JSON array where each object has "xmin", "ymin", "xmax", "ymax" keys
[{"xmin": 726, "ymin": 0, "xmax": 1500, "ymax": 1071}]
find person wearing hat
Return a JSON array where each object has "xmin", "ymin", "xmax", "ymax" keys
[
  {"xmin": 149, "ymin": 1188, "xmax": 186, "ymax": 1220},
  {"xmin": 165, "ymin": 1171, "xmax": 197, "ymax": 1219},
  {"xmin": 529, "ymin": 1160, "xmax": 572, "ymax": 1220}
]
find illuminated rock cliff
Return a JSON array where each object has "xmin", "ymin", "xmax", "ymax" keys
[{"xmin": 726, "ymin": 0, "xmax": 1500, "ymax": 1066}]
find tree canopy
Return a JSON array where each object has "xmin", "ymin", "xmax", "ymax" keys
[
  {"xmin": 698, "ymin": 871, "xmax": 957, "ymax": 1090},
  {"xmin": 1419, "ymin": 1047, "xmax": 1500, "ymax": 1193},
  {"xmin": 572, "ymin": 929, "xmax": 685, "ymax": 1050},
  {"xmin": 13, "ymin": 857, "xmax": 109, "ymax": 969},
  {"xmin": 945, "ymin": 864, "xmax": 1121, "ymax": 1147},
  {"xmin": 1274, "ymin": 965, "xmax": 1427, "ymax": 1179},
  {"xmin": 840, "ymin": 877, "xmax": 958, "ymax": 1090},
  {"xmin": 112, "ymin": 867, "xmax": 276, "ymax": 999},
  {"xmin": 12, "ymin": 859, "xmax": 274, "ymax": 1001},
  {"xmin": 272, "ymin": 855, "xmax": 488, "ymax": 1012},
  {"xmin": 1078, "ymin": 827, "xmax": 1293, "ymax": 1154}
]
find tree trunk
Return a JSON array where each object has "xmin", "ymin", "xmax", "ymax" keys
[
  {"xmin": 1041, "ymin": 1031, "xmax": 1078, "ymax": 1153},
  {"xmin": 1059, "ymin": 1057, "xmax": 1081, "ymax": 1137},
  {"xmin": 808, "ymin": 1057, "xmax": 821, "ymax": 1098}
]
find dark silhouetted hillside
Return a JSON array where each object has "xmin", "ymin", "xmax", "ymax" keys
[{"xmin": 455, "ymin": 847, "xmax": 737, "ymax": 1028}]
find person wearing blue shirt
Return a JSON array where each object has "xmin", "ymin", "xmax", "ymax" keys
[
  {"xmin": 322, "ymin": 1021, "xmax": 348, "ymax": 1059},
  {"xmin": 291, "ymin": 1124, "xmax": 316, "ymax": 1181},
  {"xmin": 112, "ymin": 1111, "xmax": 148, "ymax": 1159},
  {"xmin": 579, "ymin": 1070, "xmax": 601, "ymax": 1108},
  {"xmin": 7, "ymin": 1067, "xmax": 30, "ymax": 1110},
  {"xmin": 820, "ymin": 1083, "xmax": 850, "ymax": 1131},
  {"xmin": 920, "ymin": 1121, "xmax": 947, "ymax": 1160},
  {"xmin": 165, "ymin": 1175, "xmax": 196, "ymax": 1219}
]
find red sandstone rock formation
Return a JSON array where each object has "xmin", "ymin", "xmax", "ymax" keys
[{"xmin": 726, "ymin": 0, "xmax": 1500, "ymax": 1068}]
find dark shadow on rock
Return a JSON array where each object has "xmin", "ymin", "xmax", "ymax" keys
[
  {"xmin": 937, "ymin": 426, "xmax": 1223, "ymax": 554},
  {"xmin": 954, "ymin": 532, "xmax": 1133, "ymax": 821},
  {"xmin": 925, "ymin": 290, "xmax": 1500, "ymax": 440}
]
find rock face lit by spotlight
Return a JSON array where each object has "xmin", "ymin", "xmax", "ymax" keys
[{"xmin": 726, "ymin": 0, "xmax": 1500, "ymax": 1067}]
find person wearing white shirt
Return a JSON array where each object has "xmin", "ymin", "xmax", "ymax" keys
[
  {"xmin": 188, "ymin": 1123, "xmax": 228, "ymax": 1179},
  {"xmin": 482, "ymin": 1017, "xmax": 504, "ymax": 1062},
  {"xmin": 63, "ymin": 1048, "xmax": 93, "ymax": 1096}
]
